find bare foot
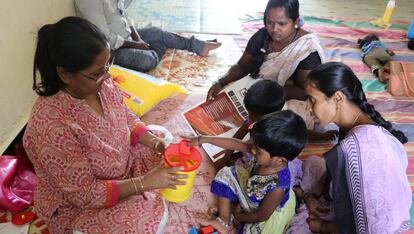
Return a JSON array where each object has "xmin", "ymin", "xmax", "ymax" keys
[
  {"xmin": 200, "ymin": 41, "xmax": 222, "ymax": 56},
  {"xmin": 378, "ymin": 69, "xmax": 388, "ymax": 83},
  {"xmin": 382, "ymin": 71, "xmax": 390, "ymax": 83},
  {"xmin": 197, "ymin": 217, "xmax": 234, "ymax": 234}
]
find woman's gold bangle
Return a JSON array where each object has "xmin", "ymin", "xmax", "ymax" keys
[
  {"xmin": 138, "ymin": 176, "xmax": 145, "ymax": 192},
  {"xmin": 130, "ymin": 178, "xmax": 139, "ymax": 194}
]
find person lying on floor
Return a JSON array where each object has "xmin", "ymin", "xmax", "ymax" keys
[
  {"xmin": 74, "ymin": 0, "xmax": 221, "ymax": 72},
  {"xmin": 357, "ymin": 33, "xmax": 395, "ymax": 83}
]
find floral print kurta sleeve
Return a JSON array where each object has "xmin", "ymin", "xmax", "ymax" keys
[
  {"xmin": 127, "ymin": 106, "xmax": 149, "ymax": 146},
  {"xmin": 30, "ymin": 117, "xmax": 119, "ymax": 209}
]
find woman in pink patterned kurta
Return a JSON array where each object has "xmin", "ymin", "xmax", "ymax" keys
[{"xmin": 23, "ymin": 17, "xmax": 186, "ymax": 233}]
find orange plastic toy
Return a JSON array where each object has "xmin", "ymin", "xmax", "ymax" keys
[{"xmin": 160, "ymin": 140, "xmax": 202, "ymax": 203}]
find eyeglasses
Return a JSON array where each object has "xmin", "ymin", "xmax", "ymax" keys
[{"xmin": 78, "ymin": 56, "xmax": 115, "ymax": 83}]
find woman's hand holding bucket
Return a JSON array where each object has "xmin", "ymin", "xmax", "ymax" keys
[
  {"xmin": 160, "ymin": 139, "xmax": 202, "ymax": 202},
  {"xmin": 143, "ymin": 163, "xmax": 188, "ymax": 190}
]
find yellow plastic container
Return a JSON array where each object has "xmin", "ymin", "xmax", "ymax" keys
[
  {"xmin": 160, "ymin": 140, "xmax": 202, "ymax": 203},
  {"xmin": 382, "ymin": 0, "xmax": 395, "ymax": 24}
]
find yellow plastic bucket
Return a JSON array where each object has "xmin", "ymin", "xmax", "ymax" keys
[{"xmin": 160, "ymin": 140, "xmax": 202, "ymax": 203}]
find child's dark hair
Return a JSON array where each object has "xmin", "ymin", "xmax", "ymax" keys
[
  {"xmin": 33, "ymin": 16, "xmax": 108, "ymax": 96},
  {"xmin": 408, "ymin": 38, "xmax": 414, "ymax": 51},
  {"xmin": 251, "ymin": 110, "xmax": 307, "ymax": 161},
  {"xmin": 244, "ymin": 80, "xmax": 285, "ymax": 116},
  {"xmin": 307, "ymin": 62, "xmax": 407, "ymax": 144},
  {"xmin": 357, "ymin": 33, "xmax": 380, "ymax": 49}
]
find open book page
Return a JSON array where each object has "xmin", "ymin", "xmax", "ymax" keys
[{"xmin": 182, "ymin": 76, "xmax": 258, "ymax": 162}]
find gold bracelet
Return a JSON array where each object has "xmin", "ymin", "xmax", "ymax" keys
[
  {"xmin": 150, "ymin": 138, "xmax": 158, "ymax": 150},
  {"xmin": 137, "ymin": 176, "xmax": 145, "ymax": 192},
  {"xmin": 154, "ymin": 141, "xmax": 162, "ymax": 151},
  {"xmin": 130, "ymin": 178, "xmax": 139, "ymax": 194}
]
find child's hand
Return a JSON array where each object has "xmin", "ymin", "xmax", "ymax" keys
[
  {"xmin": 213, "ymin": 155, "xmax": 231, "ymax": 171},
  {"xmin": 387, "ymin": 49, "xmax": 395, "ymax": 56},
  {"xmin": 235, "ymin": 204, "xmax": 242, "ymax": 213},
  {"xmin": 233, "ymin": 204, "xmax": 243, "ymax": 221},
  {"xmin": 307, "ymin": 214, "xmax": 324, "ymax": 233},
  {"xmin": 180, "ymin": 135, "xmax": 202, "ymax": 146},
  {"xmin": 306, "ymin": 198, "xmax": 330, "ymax": 217},
  {"xmin": 292, "ymin": 186, "xmax": 305, "ymax": 201}
]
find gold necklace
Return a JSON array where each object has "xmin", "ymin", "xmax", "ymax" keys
[{"xmin": 351, "ymin": 111, "xmax": 362, "ymax": 127}]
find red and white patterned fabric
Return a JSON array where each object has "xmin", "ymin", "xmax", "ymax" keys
[{"xmin": 23, "ymin": 79, "xmax": 163, "ymax": 233}]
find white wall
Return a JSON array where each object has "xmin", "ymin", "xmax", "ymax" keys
[{"xmin": 0, "ymin": 0, "xmax": 74, "ymax": 153}]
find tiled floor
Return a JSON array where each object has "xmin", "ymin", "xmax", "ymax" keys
[
  {"xmin": 299, "ymin": 0, "xmax": 414, "ymax": 21},
  {"xmin": 126, "ymin": 0, "xmax": 268, "ymax": 33},
  {"xmin": 127, "ymin": 0, "xmax": 414, "ymax": 33}
]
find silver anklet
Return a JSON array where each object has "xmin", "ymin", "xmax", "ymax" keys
[{"xmin": 216, "ymin": 216, "xmax": 232, "ymax": 231}]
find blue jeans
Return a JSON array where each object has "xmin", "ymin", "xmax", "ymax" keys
[{"xmin": 114, "ymin": 27, "xmax": 204, "ymax": 72}]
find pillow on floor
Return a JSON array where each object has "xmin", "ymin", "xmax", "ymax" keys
[{"xmin": 110, "ymin": 65, "xmax": 187, "ymax": 116}]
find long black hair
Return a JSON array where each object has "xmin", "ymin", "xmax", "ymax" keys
[
  {"xmin": 307, "ymin": 62, "xmax": 407, "ymax": 144},
  {"xmin": 33, "ymin": 16, "xmax": 107, "ymax": 96},
  {"xmin": 251, "ymin": 110, "xmax": 307, "ymax": 161}
]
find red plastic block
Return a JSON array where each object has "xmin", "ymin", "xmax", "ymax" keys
[{"xmin": 200, "ymin": 225, "xmax": 215, "ymax": 234}]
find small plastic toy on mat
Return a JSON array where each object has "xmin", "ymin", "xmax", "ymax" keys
[
  {"xmin": 370, "ymin": 0, "xmax": 395, "ymax": 28},
  {"xmin": 188, "ymin": 226, "xmax": 219, "ymax": 234}
]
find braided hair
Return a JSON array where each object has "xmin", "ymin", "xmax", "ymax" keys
[{"xmin": 307, "ymin": 62, "xmax": 407, "ymax": 144}]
